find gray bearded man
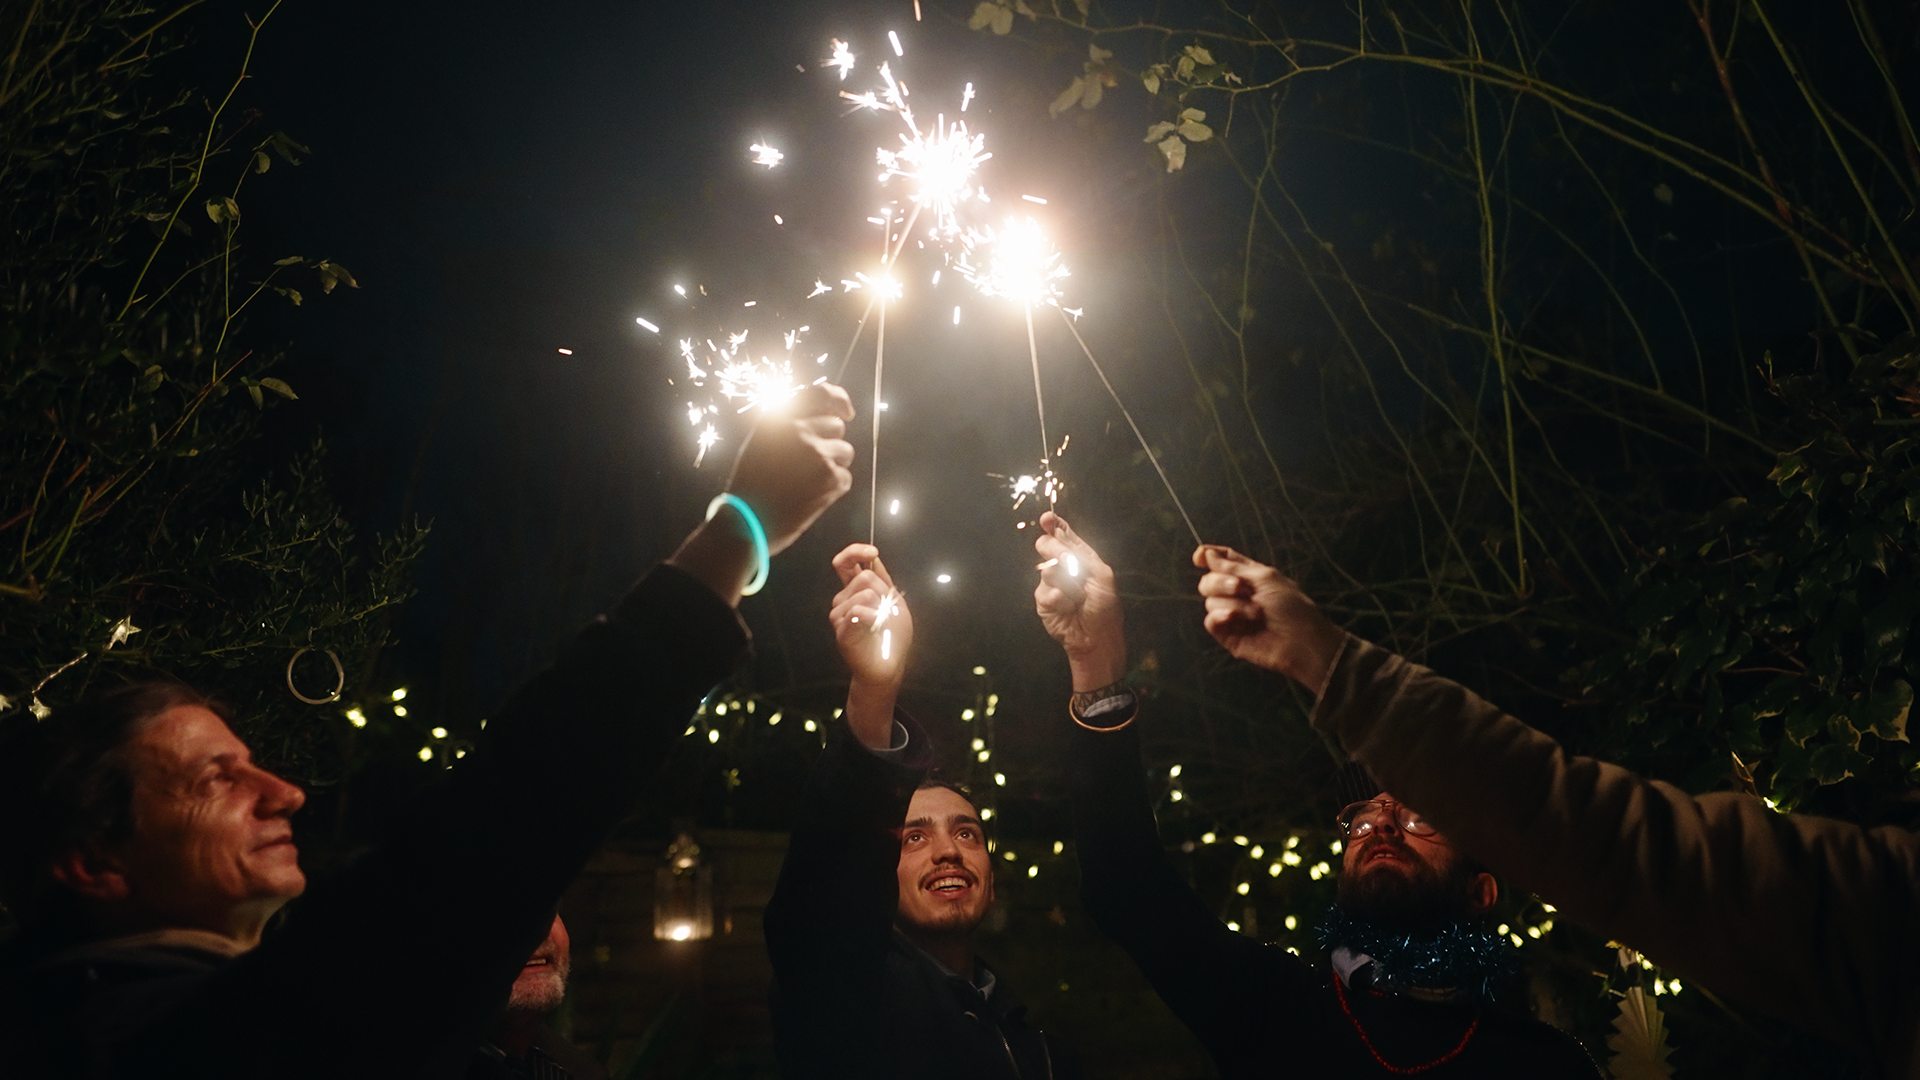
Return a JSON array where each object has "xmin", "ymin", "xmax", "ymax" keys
[
  {"xmin": 1031, "ymin": 512, "xmax": 1597, "ymax": 1078},
  {"xmin": 468, "ymin": 914, "xmax": 603, "ymax": 1080}
]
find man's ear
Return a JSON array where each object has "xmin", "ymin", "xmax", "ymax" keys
[
  {"xmin": 49, "ymin": 847, "xmax": 131, "ymax": 903},
  {"xmin": 1467, "ymin": 871, "xmax": 1498, "ymax": 917}
]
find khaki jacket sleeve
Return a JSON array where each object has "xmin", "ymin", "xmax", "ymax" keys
[{"xmin": 1312, "ymin": 635, "xmax": 1920, "ymax": 1072}]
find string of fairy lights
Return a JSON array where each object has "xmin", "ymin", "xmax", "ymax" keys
[{"xmin": 329, "ymin": 671, "xmax": 1668, "ymax": 990}]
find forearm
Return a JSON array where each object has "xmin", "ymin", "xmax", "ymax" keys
[
  {"xmin": 666, "ymin": 515, "xmax": 756, "ymax": 608},
  {"xmin": 844, "ymin": 678, "xmax": 900, "ymax": 750},
  {"xmin": 1314, "ymin": 635, "xmax": 1920, "ymax": 1062}
]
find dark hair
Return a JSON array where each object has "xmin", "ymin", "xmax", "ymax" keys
[
  {"xmin": 0, "ymin": 680, "xmax": 226, "ymax": 930},
  {"xmin": 915, "ymin": 776, "xmax": 977, "ymax": 805}
]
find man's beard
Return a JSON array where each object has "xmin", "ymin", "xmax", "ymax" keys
[
  {"xmin": 506, "ymin": 954, "xmax": 570, "ymax": 1014},
  {"xmin": 1336, "ymin": 838, "xmax": 1480, "ymax": 932}
]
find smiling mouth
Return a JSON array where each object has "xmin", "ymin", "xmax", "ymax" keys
[
  {"xmin": 925, "ymin": 873, "xmax": 974, "ymax": 894},
  {"xmin": 524, "ymin": 958, "xmax": 551, "ymax": 969}
]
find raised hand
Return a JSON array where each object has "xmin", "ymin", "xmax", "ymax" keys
[
  {"xmin": 1032, "ymin": 512, "xmax": 1127, "ymax": 692},
  {"xmin": 726, "ymin": 384, "xmax": 857, "ymax": 555},
  {"xmin": 830, "ymin": 544, "xmax": 914, "ymax": 693},
  {"xmin": 1192, "ymin": 544, "xmax": 1345, "ymax": 690},
  {"xmin": 830, "ymin": 543, "xmax": 914, "ymax": 750}
]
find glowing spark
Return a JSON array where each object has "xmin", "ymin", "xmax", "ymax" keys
[
  {"xmin": 686, "ymin": 403, "xmax": 703, "ymax": 426},
  {"xmin": 774, "ymin": 214, "xmax": 784, "ymax": 224},
  {"xmin": 936, "ymin": 572, "xmax": 951, "ymax": 583},
  {"xmin": 914, "ymin": 0, "xmax": 922, "ymax": 19},
  {"xmin": 750, "ymin": 141, "xmax": 784, "ymax": 168},
  {"xmin": 674, "ymin": 284, "xmax": 687, "ymax": 296},
  {"xmin": 961, "ymin": 82, "xmax": 975, "ymax": 111},
  {"xmin": 953, "ymin": 306, "xmax": 961, "ymax": 325},
  {"xmin": 881, "ymin": 628, "xmax": 893, "ymax": 660},
  {"xmin": 556, "ymin": 348, "xmax": 572, "ymax": 355},
  {"xmin": 808, "ymin": 279, "xmax": 833, "ymax": 298},
  {"xmin": 959, "ymin": 216, "xmax": 1069, "ymax": 306},
  {"xmin": 853, "ymin": 271, "xmax": 903, "ymax": 299},
  {"xmin": 1066, "ymin": 553, "xmax": 1081, "ymax": 577},
  {"xmin": 744, "ymin": 300, "xmax": 757, "ymax": 307},
  {"xmin": 695, "ymin": 424, "xmax": 720, "ymax": 466},
  {"xmin": 1022, "ymin": 194, "xmax": 1048, "ymax": 204},
  {"xmin": 842, "ymin": 63, "xmax": 992, "ymax": 248},
  {"xmin": 931, "ymin": 270, "xmax": 941, "ymax": 285},
  {"xmin": 889, "ymin": 498, "xmax": 900, "ymax": 514},
  {"xmin": 636, "ymin": 317, "xmax": 660, "ymax": 332},
  {"xmin": 1035, "ymin": 557, "xmax": 1058, "ymax": 570},
  {"xmin": 888, "ymin": 30, "xmax": 903, "ymax": 56},
  {"xmin": 825, "ymin": 38, "xmax": 856, "ymax": 81}
]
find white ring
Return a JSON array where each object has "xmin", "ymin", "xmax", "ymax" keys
[{"xmin": 287, "ymin": 647, "xmax": 345, "ymax": 705}]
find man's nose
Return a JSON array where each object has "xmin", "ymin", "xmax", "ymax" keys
[{"xmin": 250, "ymin": 765, "xmax": 306, "ymax": 817}]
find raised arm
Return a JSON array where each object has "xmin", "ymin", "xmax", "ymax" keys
[
  {"xmin": 1193, "ymin": 542, "xmax": 1920, "ymax": 1066},
  {"xmin": 765, "ymin": 543, "xmax": 929, "ymax": 1080},
  {"xmin": 1037, "ymin": 516, "xmax": 1305, "ymax": 1045},
  {"xmin": 137, "ymin": 387, "xmax": 857, "ymax": 1077}
]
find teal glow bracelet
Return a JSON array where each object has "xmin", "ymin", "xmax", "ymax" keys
[{"xmin": 706, "ymin": 493, "xmax": 771, "ymax": 596}]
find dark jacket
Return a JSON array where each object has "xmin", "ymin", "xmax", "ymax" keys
[
  {"xmin": 468, "ymin": 1025, "xmax": 607, "ymax": 1080},
  {"xmin": 1069, "ymin": 716, "xmax": 1598, "ymax": 1078},
  {"xmin": 1316, "ymin": 633, "xmax": 1920, "ymax": 1076},
  {"xmin": 765, "ymin": 719, "xmax": 1075, "ymax": 1080},
  {"xmin": 0, "ymin": 564, "xmax": 748, "ymax": 1079}
]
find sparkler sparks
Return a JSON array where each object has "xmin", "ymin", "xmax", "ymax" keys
[
  {"xmin": 749, "ymin": 141, "xmax": 784, "ymax": 168},
  {"xmin": 674, "ymin": 315, "xmax": 821, "ymax": 465},
  {"xmin": 825, "ymin": 39, "xmax": 856, "ymax": 80},
  {"xmin": 959, "ymin": 216, "xmax": 1069, "ymax": 306},
  {"xmin": 841, "ymin": 62, "xmax": 992, "ymax": 250}
]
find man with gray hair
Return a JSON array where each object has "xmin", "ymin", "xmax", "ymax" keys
[{"xmin": 470, "ymin": 914, "xmax": 601, "ymax": 1080}]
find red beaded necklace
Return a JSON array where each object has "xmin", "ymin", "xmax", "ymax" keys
[{"xmin": 1333, "ymin": 972, "xmax": 1481, "ymax": 1075}]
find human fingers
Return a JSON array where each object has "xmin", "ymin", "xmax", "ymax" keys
[
  {"xmin": 1197, "ymin": 570, "xmax": 1251, "ymax": 598},
  {"xmin": 833, "ymin": 543, "xmax": 880, "ymax": 585},
  {"xmin": 791, "ymin": 382, "xmax": 856, "ymax": 423},
  {"xmin": 1193, "ymin": 544, "xmax": 1254, "ymax": 573},
  {"xmin": 1202, "ymin": 600, "xmax": 1264, "ymax": 636},
  {"xmin": 869, "ymin": 553, "xmax": 898, "ymax": 592}
]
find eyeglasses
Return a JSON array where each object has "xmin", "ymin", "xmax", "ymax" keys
[{"xmin": 1336, "ymin": 799, "xmax": 1439, "ymax": 840}]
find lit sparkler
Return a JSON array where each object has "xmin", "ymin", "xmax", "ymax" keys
[
  {"xmin": 674, "ymin": 315, "xmax": 821, "ymax": 467},
  {"xmin": 825, "ymin": 39, "xmax": 856, "ymax": 80},
  {"xmin": 750, "ymin": 141, "xmax": 785, "ymax": 168}
]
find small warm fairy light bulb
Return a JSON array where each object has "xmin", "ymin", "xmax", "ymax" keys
[
  {"xmin": 707, "ymin": 729, "xmax": 720, "ymax": 743},
  {"xmin": 1201, "ymin": 832, "xmax": 1216, "ymax": 844},
  {"xmin": 391, "ymin": 688, "xmax": 408, "ymax": 702},
  {"xmin": 1250, "ymin": 845, "xmax": 1264, "ymax": 859},
  {"xmin": 1269, "ymin": 863, "xmax": 1282, "ymax": 876},
  {"xmin": 1330, "ymin": 839, "xmax": 1343, "ymax": 854},
  {"xmin": 1285, "ymin": 915, "xmax": 1298, "ymax": 931},
  {"xmin": 994, "ymin": 772, "xmax": 1007, "ymax": 786},
  {"xmin": 1227, "ymin": 921, "xmax": 1240, "ymax": 932},
  {"xmin": 972, "ymin": 665, "xmax": 986, "ymax": 675},
  {"xmin": 1233, "ymin": 835, "xmax": 1249, "ymax": 846},
  {"xmin": 1027, "ymin": 865, "xmax": 1038, "ymax": 878},
  {"xmin": 1053, "ymin": 841, "xmax": 1064, "ymax": 854},
  {"xmin": 977, "ymin": 750, "xmax": 990, "ymax": 762},
  {"xmin": 1170, "ymin": 790, "xmax": 1183, "ymax": 802},
  {"xmin": 980, "ymin": 807, "xmax": 993, "ymax": 819},
  {"xmin": 962, "ymin": 708, "xmax": 975, "ymax": 720},
  {"xmin": 1169, "ymin": 764, "xmax": 1183, "ymax": 778},
  {"xmin": 431, "ymin": 727, "xmax": 447, "ymax": 739},
  {"xmin": 1286, "ymin": 835, "xmax": 1301, "ymax": 849},
  {"xmin": 769, "ymin": 711, "xmax": 782, "ymax": 725},
  {"xmin": 417, "ymin": 747, "xmax": 433, "ymax": 762},
  {"xmin": 346, "ymin": 708, "xmax": 366, "ymax": 728},
  {"xmin": 1002, "ymin": 850, "xmax": 1017, "ymax": 862},
  {"xmin": 971, "ymin": 738, "xmax": 985, "ymax": 750},
  {"xmin": 392, "ymin": 705, "xmax": 408, "ymax": 718},
  {"xmin": 805, "ymin": 719, "xmax": 818, "ymax": 732},
  {"xmin": 1236, "ymin": 882, "xmax": 1250, "ymax": 895},
  {"xmin": 715, "ymin": 702, "xmax": 728, "ymax": 715}
]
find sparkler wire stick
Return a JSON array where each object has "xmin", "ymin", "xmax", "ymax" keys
[
  {"xmin": 1023, "ymin": 303, "xmax": 1048, "ymax": 460},
  {"xmin": 869, "ymin": 297, "xmax": 887, "ymax": 543},
  {"xmin": 834, "ymin": 294, "xmax": 878, "ymax": 383},
  {"xmin": 1056, "ymin": 306, "xmax": 1202, "ymax": 546}
]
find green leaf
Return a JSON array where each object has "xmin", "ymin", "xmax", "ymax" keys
[
  {"xmin": 1809, "ymin": 742, "xmax": 1872, "ymax": 784},
  {"xmin": 315, "ymin": 260, "xmax": 359, "ymax": 293},
  {"xmin": 274, "ymin": 255, "xmax": 305, "ymax": 266},
  {"xmin": 269, "ymin": 131, "xmax": 310, "ymax": 165},
  {"xmin": 247, "ymin": 383, "xmax": 264, "ymax": 409},
  {"xmin": 1855, "ymin": 679, "xmax": 1912, "ymax": 742},
  {"xmin": 138, "ymin": 364, "xmax": 164, "ymax": 392},
  {"xmin": 272, "ymin": 285, "xmax": 303, "ymax": 307},
  {"xmin": 253, "ymin": 151, "xmax": 271, "ymax": 174},
  {"xmin": 258, "ymin": 377, "xmax": 297, "ymax": 400}
]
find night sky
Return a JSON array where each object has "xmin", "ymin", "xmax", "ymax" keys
[{"xmin": 228, "ymin": 0, "xmax": 1219, "ymax": 730}]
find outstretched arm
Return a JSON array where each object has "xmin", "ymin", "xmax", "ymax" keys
[
  {"xmin": 766, "ymin": 543, "xmax": 930, "ymax": 1080},
  {"xmin": 134, "ymin": 387, "xmax": 857, "ymax": 1078},
  {"xmin": 1037, "ymin": 517, "xmax": 1311, "ymax": 1048},
  {"xmin": 1193, "ymin": 542, "xmax": 1920, "ymax": 1068}
]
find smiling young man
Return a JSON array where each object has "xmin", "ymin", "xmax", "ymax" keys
[
  {"xmin": 1032, "ymin": 512, "xmax": 1596, "ymax": 1078},
  {"xmin": 765, "ymin": 544, "xmax": 1075, "ymax": 1080}
]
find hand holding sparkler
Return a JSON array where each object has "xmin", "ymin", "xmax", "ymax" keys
[
  {"xmin": 670, "ymin": 385, "xmax": 855, "ymax": 606},
  {"xmin": 831, "ymin": 543, "xmax": 914, "ymax": 750},
  {"xmin": 1193, "ymin": 545, "xmax": 1346, "ymax": 692},
  {"xmin": 1033, "ymin": 511, "xmax": 1127, "ymax": 692}
]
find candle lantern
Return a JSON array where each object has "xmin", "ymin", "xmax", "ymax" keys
[{"xmin": 653, "ymin": 832, "xmax": 713, "ymax": 942}]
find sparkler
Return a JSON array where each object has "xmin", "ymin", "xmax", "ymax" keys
[
  {"xmin": 960, "ymin": 215, "xmax": 1069, "ymax": 461},
  {"xmin": 675, "ymin": 315, "xmax": 817, "ymax": 467},
  {"xmin": 749, "ymin": 141, "xmax": 784, "ymax": 168}
]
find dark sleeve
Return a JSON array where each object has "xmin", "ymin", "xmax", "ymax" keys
[
  {"xmin": 1313, "ymin": 635, "xmax": 1920, "ymax": 1071},
  {"xmin": 764, "ymin": 713, "xmax": 932, "ymax": 1080},
  {"xmin": 1069, "ymin": 715, "xmax": 1316, "ymax": 1056},
  {"xmin": 137, "ymin": 564, "xmax": 750, "ymax": 1080}
]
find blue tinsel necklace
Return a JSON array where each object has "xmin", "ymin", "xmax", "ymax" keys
[{"xmin": 1315, "ymin": 905, "xmax": 1515, "ymax": 1000}]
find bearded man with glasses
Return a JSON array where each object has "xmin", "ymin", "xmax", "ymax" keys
[{"xmin": 1031, "ymin": 512, "xmax": 1597, "ymax": 1078}]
